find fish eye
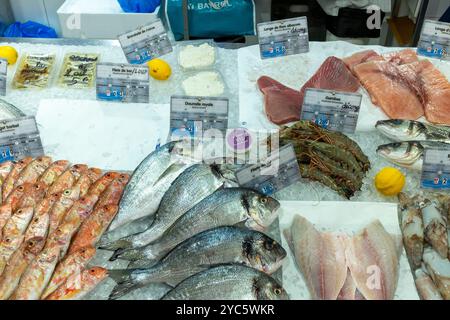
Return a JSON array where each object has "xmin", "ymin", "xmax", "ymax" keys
[
  {"xmin": 64, "ymin": 190, "xmax": 71, "ymax": 195},
  {"xmin": 17, "ymin": 209, "xmax": 22, "ymax": 214},
  {"xmin": 274, "ymin": 288, "xmax": 282, "ymax": 295},
  {"xmin": 89, "ymin": 269, "xmax": 96, "ymax": 274},
  {"xmin": 34, "ymin": 217, "xmax": 39, "ymax": 222},
  {"xmin": 18, "ymin": 186, "xmax": 24, "ymax": 191},
  {"xmin": 106, "ymin": 173, "xmax": 111, "ymax": 178},
  {"xmin": 260, "ymin": 197, "xmax": 268, "ymax": 204},
  {"xmin": 264, "ymin": 240, "xmax": 274, "ymax": 250},
  {"xmin": 5, "ymin": 238, "xmax": 10, "ymax": 243}
]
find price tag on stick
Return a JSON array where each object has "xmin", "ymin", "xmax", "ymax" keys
[
  {"xmin": 0, "ymin": 116, "xmax": 45, "ymax": 163},
  {"xmin": 0, "ymin": 58, "xmax": 7, "ymax": 96},
  {"xmin": 118, "ymin": 19, "xmax": 173, "ymax": 64},
  {"xmin": 301, "ymin": 88, "xmax": 362, "ymax": 134},
  {"xmin": 421, "ymin": 146, "xmax": 450, "ymax": 190},
  {"xmin": 235, "ymin": 144, "xmax": 301, "ymax": 196},
  {"xmin": 170, "ymin": 95, "xmax": 229, "ymax": 139},
  {"xmin": 417, "ymin": 20, "xmax": 450, "ymax": 61},
  {"xmin": 96, "ymin": 63, "xmax": 149, "ymax": 103},
  {"xmin": 257, "ymin": 16, "xmax": 309, "ymax": 59}
]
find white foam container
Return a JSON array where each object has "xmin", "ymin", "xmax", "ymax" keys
[{"xmin": 57, "ymin": 0, "xmax": 160, "ymax": 39}]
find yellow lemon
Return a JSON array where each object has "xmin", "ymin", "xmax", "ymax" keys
[
  {"xmin": 0, "ymin": 46, "xmax": 18, "ymax": 65},
  {"xmin": 147, "ymin": 59, "xmax": 171, "ymax": 81},
  {"xmin": 375, "ymin": 167, "xmax": 406, "ymax": 196}
]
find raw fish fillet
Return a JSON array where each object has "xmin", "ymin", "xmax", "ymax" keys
[
  {"xmin": 257, "ymin": 76, "xmax": 303, "ymax": 125},
  {"xmin": 398, "ymin": 60, "xmax": 450, "ymax": 125},
  {"xmin": 383, "ymin": 49, "xmax": 419, "ymax": 65},
  {"xmin": 345, "ymin": 220, "xmax": 400, "ymax": 300},
  {"xmin": 298, "ymin": 56, "xmax": 360, "ymax": 104},
  {"xmin": 353, "ymin": 61, "xmax": 424, "ymax": 119},
  {"xmin": 343, "ymin": 50, "xmax": 382, "ymax": 71},
  {"xmin": 284, "ymin": 216, "xmax": 348, "ymax": 300}
]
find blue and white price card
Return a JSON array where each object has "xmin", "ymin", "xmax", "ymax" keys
[
  {"xmin": 421, "ymin": 146, "xmax": 450, "ymax": 190},
  {"xmin": 118, "ymin": 19, "xmax": 173, "ymax": 64},
  {"xmin": 0, "ymin": 116, "xmax": 44, "ymax": 163},
  {"xmin": 235, "ymin": 144, "xmax": 300, "ymax": 196},
  {"xmin": 301, "ymin": 88, "xmax": 362, "ymax": 134},
  {"xmin": 0, "ymin": 58, "xmax": 6, "ymax": 96},
  {"xmin": 257, "ymin": 16, "xmax": 309, "ymax": 59},
  {"xmin": 96, "ymin": 63, "xmax": 149, "ymax": 103},
  {"xmin": 417, "ymin": 20, "xmax": 450, "ymax": 61},
  {"xmin": 170, "ymin": 96, "xmax": 229, "ymax": 139}
]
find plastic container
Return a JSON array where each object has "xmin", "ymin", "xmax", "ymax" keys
[
  {"xmin": 177, "ymin": 40, "xmax": 217, "ymax": 71},
  {"xmin": 57, "ymin": 52, "xmax": 100, "ymax": 88},
  {"xmin": 181, "ymin": 70, "xmax": 227, "ymax": 97},
  {"xmin": 12, "ymin": 53, "xmax": 56, "ymax": 89}
]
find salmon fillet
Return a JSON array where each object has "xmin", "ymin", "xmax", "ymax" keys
[
  {"xmin": 383, "ymin": 48, "xmax": 419, "ymax": 65},
  {"xmin": 284, "ymin": 216, "xmax": 348, "ymax": 300},
  {"xmin": 345, "ymin": 220, "xmax": 400, "ymax": 300},
  {"xmin": 353, "ymin": 61, "xmax": 424, "ymax": 119},
  {"xmin": 398, "ymin": 60, "xmax": 450, "ymax": 125},
  {"xmin": 343, "ymin": 50, "xmax": 383, "ymax": 71}
]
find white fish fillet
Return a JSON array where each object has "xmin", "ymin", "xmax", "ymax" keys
[
  {"xmin": 284, "ymin": 215, "xmax": 347, "ymax": 300},
  {"xmin": 345, "ymin": 220, "xmax": 400, "ymax": 300}
]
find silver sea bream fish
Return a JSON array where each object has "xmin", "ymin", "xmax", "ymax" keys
[
  {"xmin": 161, "ymin": 264, "xmax": 289, "ymax": 300},
  {"xmin": 376, "ymin": 141, "xmax": 450, "ymax": 171},
  {"xmin": 376, "ymin": 119, "xmax": 450, "ymax": 142},
  {"xmin": 100, "ymin": 163, "xmax": 237, "ymax": 256},
  {"xmin": 108, "ymin": 227, "xmax": 287, "ymax": 299},
  {"xmin": 108, "ymin": 141, "xmax": 196, "ymax": 231},
  {"xmin": 113, "ymin": 188, "xmax": 281, "ymax": 263}
]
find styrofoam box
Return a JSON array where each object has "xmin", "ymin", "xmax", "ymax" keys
[{"xmin": 57, "ymin": 0, "xmax": 160, "ymax": 39}]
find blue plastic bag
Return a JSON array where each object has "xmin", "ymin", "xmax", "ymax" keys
[
  {"xmin": 165, "ymin": 0, "xmax": 255, "ymax": 41},
  {"xmin": 4, "ymin": 21, "xmax": 57, "ymax": 38},
  {"xmin": 118, "ymin": 0, "xmax": 160, "ymax": 13},
  {"xmin": 0, "ymin": 21, "xmax": 6, "ymax": 36}
]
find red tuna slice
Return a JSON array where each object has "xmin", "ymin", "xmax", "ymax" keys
[
  {"xmin": 353, "ymin": 60, "xmax": 424, "ymax": 120},
  {"xmin": 299, "ymin": 56, "xmax": 360, "ymax": 104},
  {"xmin": 399, "ymin": 60, "xmax": 450, "ymax": 125},
  {"xmin": 262, "ymin": 87, "xmax": 303, "ymax": 125},
  {"xmin": 257, "ymin": 76, "xmax": 294, "ymax": 93},
  {"xmin": 343, "ymin": 50, "xmax": 383, "ymax": 71},
  {"xmin": 382, "ymin": 48, "xmax": 419, "ymax": 65}
]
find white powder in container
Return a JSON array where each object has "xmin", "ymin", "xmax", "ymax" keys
[
  {"xmin": 179, "ymin": 43, "xmax": 216, "ymax": 70},
  {"xmin": 182, "ymin": 71, "xmax": 225, "ymax": 97}
]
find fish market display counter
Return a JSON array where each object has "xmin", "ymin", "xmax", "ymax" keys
[{"xmin": 0, "ymin": 36, "xmax": 449, "ymax": 300}]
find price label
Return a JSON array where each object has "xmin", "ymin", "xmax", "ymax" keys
[
  {"xmin": 96, "ymin": 63, "xmax": 149, "ymax": 103},
  {"xmin": 301, "ymin": 88, "xmax": 362, "ymax": 134},
  {"xmin": 235, "ymin": 144, "xmax": 301, "ymax": 195},
  {"xmin": 170, "ymin": 96, "xmax": 229, "ymax": 139},
  {"xmin": 118, "ymin": 19, "xmax": 173, "ymax": 64},
  {"xmin": 0, "ymin": 58, "xmax": 6, "ymax": 96},
  {"xmin": 421, "ymin": 146, "xmax": 450, "ymax": 189},
  {"xmin": 417, "ymin": 20, "xmax": 450, "ymax": 60},
  {"xmin": 0, "ymin": 116, "xmax": 44, "ymax": 163},
  {"xmin": 257, "ymin": 17, "xmax": 309, "ymax": 59}
]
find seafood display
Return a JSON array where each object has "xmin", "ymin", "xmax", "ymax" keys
[
  {"xmin": 0, "ymin": 99, "xmax": 26, "ymax": 119},
  {"xmin": 284, "ymin": 216, "xmax": 400, "ymax": 300},
  {"xmin": 0, "ymin": 156, "xmax": 125, "ymax": 300},
  {"xmin": 398, "ymin": 193, "xmax": 450, "ymax": 300},
  {"xmin": 278, "ymin": 121, "xmax": 370, "ymax": 199}
]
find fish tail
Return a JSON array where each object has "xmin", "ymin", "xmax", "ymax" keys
[
  {"xmin": 108, "ymin": 269, "xmax": 134, "ymax": 284},
  {"xmin": 108, "ymin": 279, "xmax": 139, "ymax": 300}
]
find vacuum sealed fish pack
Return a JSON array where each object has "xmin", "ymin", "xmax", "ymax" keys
[
  {"xmin": 58, "ymin": 53, "xmax": 100, "ymax": 88},
  {"xmin": 12, "ymin": 53, "xmax": 56, "ymax": 89}
]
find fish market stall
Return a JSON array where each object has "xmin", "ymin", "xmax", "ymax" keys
[{"xmin": 0, "ymin": 24, "xmax": 449, "ymax": 300}]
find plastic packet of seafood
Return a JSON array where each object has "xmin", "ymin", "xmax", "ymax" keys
[
  {"xmin": 180, "ymin": 70, "xmax": 228, "ymax": 98},
  {"xmin": 57, "ymin": 53, "xmax": 100, "ymax": 88},
  {"xmin": 177, "ymin": 40, "xmax": 217, "ymax": 71},
  {"xmin": 12, "ymin": 53, "xmax": 56, "ymax": 89}
]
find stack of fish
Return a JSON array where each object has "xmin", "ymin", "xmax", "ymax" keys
[
  {"xmin": 98, "ymin": 141, "xmax": 289, "ymax": 300},
  {"xmin": 0, "ymin": 156, "xmax": 129, "ymax": 300},
  {"xmin": 285, "ymin": 216, "xmax": 401, "ymax": 300},
  {"xmin": 398, "ymin": 193, "xmax": 450, "ymax": 300},
  {"xmin": 278, "ymin": 121, "xmax": 370, "ymax": 199},
  {"xmin": 376, "ymin": 120, "xmax": 450, "ymax": 171}
]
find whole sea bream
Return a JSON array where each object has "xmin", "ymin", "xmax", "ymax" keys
[
  {"xmin": 161, "ymin": 265, "xmax": 289, "ymax": 300},
  {"xmin": 115, "ymin": 188, "xmax": 281, "ymax": 263},
  {"xmin": 376, "ymin": 119, "xmax": 450, "ymax": 142},
  {"xmin": 100, "ymin": 163, "xmax": 237, "ymax": 255},
  {"xmin": 108, "ymin": 226, "xmax": 287, "ymax": 299},
  {"xmin": 108, "ymin": 141, "xmax": 197, "ymax": 231}
]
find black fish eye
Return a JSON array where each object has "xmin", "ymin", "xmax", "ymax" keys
[
  {"xmin": 274, "ymin": 288, "xmax": 282, "ymax": 295},
  {"xmin": 264, "ymin": 240, "xmax": 274, "ymax": 250},
  {"xmin": 260, "ymin": 197, "xmax": 267, "ymax": 204}
]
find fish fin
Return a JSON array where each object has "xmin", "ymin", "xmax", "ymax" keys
[
  {"xmin": 283, "ymin": 227, "xmax": 294, "ymax": 253},
  {"xmin": 128, "ymin": 258, "xmax": 158, "ymax": 269},
  {"xmin": 113, "ymin": 248, "xmax": 144, "ymax": 261},
  {"xmin": 108, "ymin": 279, "xmax": 139, "ymax": 300},
  {"xmin": 98, "ymin": 238, "xmax": 133, "ymax": 253},
  {"xmin": 152, "ymin": 163, "xmax": 184, "ymax": 187},
  {"xmin": 234, "ymin": 221, "xmax": 248, "ymax": 229}
]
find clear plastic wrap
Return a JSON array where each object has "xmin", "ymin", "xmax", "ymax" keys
[
  {"xmin": 57, "ymin": 53, "xmax": 100, "ymax": 88},
  {"xmin": 177, "ymin": 40, "xmax": 217, "ymax": 71},
  {"xmin": 12, "ymin": 53, "xmax": 56, "ymax": 89}
]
